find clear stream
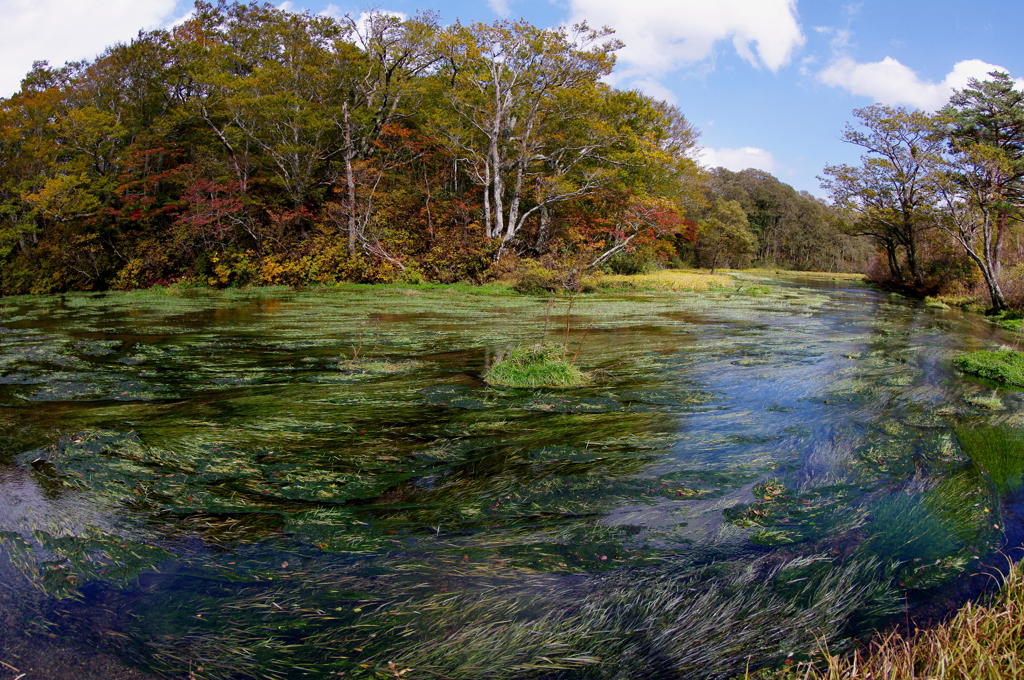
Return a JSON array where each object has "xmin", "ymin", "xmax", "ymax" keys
[{"xmin": 2, "ymin": 275, "xmax": 1023, "ymax": 680}]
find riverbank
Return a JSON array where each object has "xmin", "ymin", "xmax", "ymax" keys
[
  {"xmin": 0, "ymin": 267, "xmax": 863, "ymax": 302},
  {"xmin": 759, "ymin": 562, "xmax": 1024, "ymax": 680}
]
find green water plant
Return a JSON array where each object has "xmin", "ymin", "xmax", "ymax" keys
[
  {"xmin": 484, "ymin": 344, "xmax": 588, "ymax": 388},
  {"xmin": 964, "ymin": 392, "xmax": 1006, "ymax": 410},
  {"xmin": 953, "ymin": 350, "xmax": 1024, "ymax": 387},
  {"xmin": 763, "ymin": 561, "xmax": 1024, "ymax": 680},
  {"xmin": 957, "ymin": 425, "xmax": 1024, "ymax": 493}
]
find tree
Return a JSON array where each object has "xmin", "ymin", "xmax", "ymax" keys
[
  {"xmin": 333, "ymin": 11, "xmax": 439, "ymax": 254},
  {"xmin": 929, "ymin": 72, "xmax": 1024, "ymax": 310},
  {"xmin": 434, "ymin": 19, "xmax": 621, "ymax": 250},
  {"xmin": 696, "ymin": 199, "xmax": 756, "ymax": 272},
  {"xmin": 0, "ymin": 3, "xmax": 708, "ymax": 294},
  {"xmin": 820, "ymin": 105, "xmax": 939, "ymax": 287},
  {"xmin": 703, "ymin": 168, "xmax": 868, "ymax": 272}
]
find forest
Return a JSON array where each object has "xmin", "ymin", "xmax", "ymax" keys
[{"xmin": 0, "ymin": 0, "xmax": 866, "ymax": 296}]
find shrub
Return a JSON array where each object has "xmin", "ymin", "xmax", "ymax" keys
[
  {"xmin": 511, "ymin": 259, "xmax": 563, "ymax": 295},
  {"xmin": 602, "ymin": 249, "xmax": 658, "ymax": 275},
  {"xmin": 484, "ymin": 344, "xmax": 587, "ymax": 388}
]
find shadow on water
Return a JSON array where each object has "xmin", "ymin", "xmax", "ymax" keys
[{"xmin": 2, "ymin": 276, "xmax": 1024, "ymax": 678}]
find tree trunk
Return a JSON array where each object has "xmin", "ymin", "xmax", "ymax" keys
[
  {"xmin": 343, "ymin": 103, "xmax": 358, "ymax": 254},
  {"xmin": 489, "ymin": 129, "xmax": 504, "ymax": 238},
  {"xmin": 904, "ymin": 230, "xmax": 923, "ymax": 288},
  {"xmin": 963, "ymin": 245, "xmax": 1008, "ymax": 311},
  {"xmin": 883, "ymin": 239, "xmax": 903, "ymax": 282},
  {"xmin": 979, "ymin": 263, "xmax": 1008, "ymax": 311},
  {"xmin": 536, "ymin": 203, "xmax": 551, "ymax": 251}
]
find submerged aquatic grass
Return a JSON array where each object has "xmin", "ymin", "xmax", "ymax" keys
[
  {"xmin": 0, "ymin": 273, "xmax": 1018, "ymax": 680},
  {"xmin": 484, "ymin": 344, "xmax": 588, "ymax": 388},
  {"xmin": 957, "ymin": 425, "xmax": 1024, "ymax": 493},
  {"xmin": 762, "ymin": 562, "xmax": 1024, "ymax": 680}
]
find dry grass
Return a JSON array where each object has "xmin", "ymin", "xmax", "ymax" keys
[
  {"xmin": 590, "ymin": 268, "xmax": 864, "ymax": 293},
  {"xmin": 758, "ymin": 562, "xmax": 1024, "ymax": 680},
  {"xmin": 735, "ymin": 268, "xmax": 866, "ymax": 282},
  {"xmin": 590, "ymin": 268, "xmax": 735, "ymax": 291}
]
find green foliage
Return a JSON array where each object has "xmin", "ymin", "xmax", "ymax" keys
[
  {"xmin": 602, "ymin": 248, "xmax": 659, "ymax": 275},
  {"xmin": 0, "ymin": 2, "xmax": 863, "ymax": 295},
  {"xmin": 704, "ymin": 168, "xmax": 872, "ymax": 273},
  {"xmin": 953, "ymin": 350, "xmax": 1024, "ymax": 386},
  {"xmin": 484, "ymin": 344, "xmax": 587, "ymax": 388},
  {"xmin": 696, "ymin": 199, "xmax": 757, "ymax": 271}
]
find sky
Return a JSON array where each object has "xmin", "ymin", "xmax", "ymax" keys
[{"xmin": 1, "ymin": 0, "xmax": 1022, "ymax": 197}]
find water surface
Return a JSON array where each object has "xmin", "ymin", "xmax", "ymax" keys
[{"xmin": 1, "ymin": 276, "xmax": 1022, "ymax": 679}]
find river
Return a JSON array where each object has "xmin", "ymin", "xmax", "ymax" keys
[{"xmin": 1, "ymin": 274, "xmax": 1021, "ymax": 679}]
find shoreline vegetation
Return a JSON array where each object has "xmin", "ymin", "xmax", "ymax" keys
[
  {"xmin": 0, "ymin": 266, "xmax": 865, "ymax": 302},
  {"xmin": 759, "ymin": 562, "xmax": 1024, "ymax": 680},
  {"xmin": 0, "ymin": 3, "xmax": 870, "ymax": 299}
]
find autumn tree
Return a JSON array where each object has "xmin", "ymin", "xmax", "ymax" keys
[
  {"xmin": 820, "ymin": 105, "xmax": 939, "ymax": 287},
  {"xmin": 434, "ymin": 20, "xmax": 622, "ymax": 251}
]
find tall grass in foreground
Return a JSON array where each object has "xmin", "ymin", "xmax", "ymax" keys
[{"xmin": 761, "ymin": 562, "xmax": 1024, "ymax": 680}]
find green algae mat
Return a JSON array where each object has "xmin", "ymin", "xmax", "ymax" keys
[{"xmin": 1, "ymin": 277, "xmax": 1023, "ymax": 679}]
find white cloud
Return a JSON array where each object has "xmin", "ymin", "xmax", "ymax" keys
[
  {"xmin": 568, "ymin": 0, "xmax": 804, "ymax": 81},
  {"xmin": 488, "ymin": 0, "xmax": 512, "ymax": 17},
  {"xmin": 630, "ymin": 78, "xmax": 678, "ymax": 105},
  {"xmin": 698, "ymin": 146, "xmax": 777, "ymax": 173},
  {"xmin": 820, "ymin": 57, "xmax": 1024, "ymax": 110},
  {"xmin": 0, "ymin": 0, "xmax": 181, "ymax": 96},
  {"xmin": 320, "ymin": 3, "xmax": 345, "ymax": 19}
]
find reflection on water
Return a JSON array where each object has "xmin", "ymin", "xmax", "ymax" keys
[{"xmin": 0, "ymin": 276, "xmax": 1022, "ymax": 679}]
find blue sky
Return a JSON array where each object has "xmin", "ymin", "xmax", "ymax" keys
[{"xmin": 2, "ymin": 0, "xmax": 1021, "ymax": 196}]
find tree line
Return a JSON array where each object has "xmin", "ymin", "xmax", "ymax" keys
[
  {"xmin": 823, "ymin": 72, "xmax": 1024, "ymax": 311},
  {"xmin": 0, "ymin": 1, "xmax": 867, "ymax": 295}
]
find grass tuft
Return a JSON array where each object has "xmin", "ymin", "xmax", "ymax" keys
[
  {"xmin": 484, "ymin": 344, "xmax": 587, "ymax": 388},
  {"xmin": 953, "ymin": 350, "xmax": 1024, "ymax": 387},
  {"xmin": 964, "ymin": 392, "xmax": 1006, "ymax": 410},
  {"xmin": 924, "ymin": 296, "xmax": 951, "ymax": 310}
]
